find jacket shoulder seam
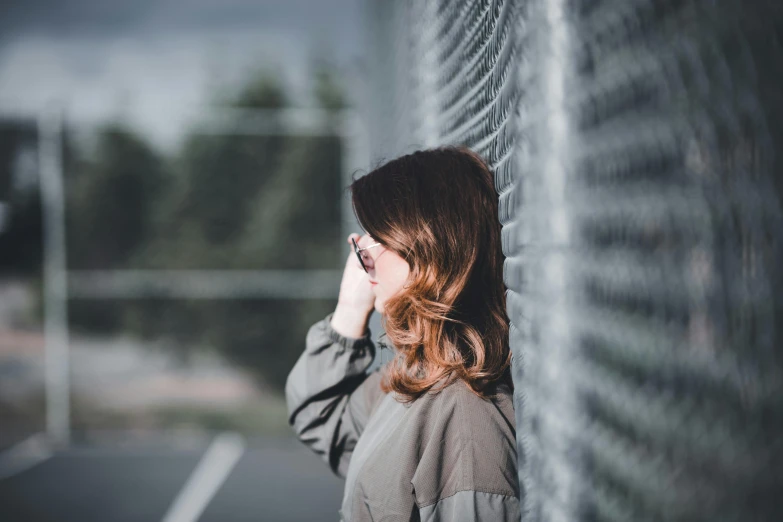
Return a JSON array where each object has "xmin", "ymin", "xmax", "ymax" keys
[{"xmin": 417, "ymin": 486, "xmax": 520, "ymax": 509}]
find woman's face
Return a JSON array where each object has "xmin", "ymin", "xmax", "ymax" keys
[{"xmin": 358, "ymin": 234, "xmax": 411, "ymax": 314}]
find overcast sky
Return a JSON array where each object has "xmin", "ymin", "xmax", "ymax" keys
[{"xmin": 0, "ymin": 0, "xmax": 366, "ymax": 149}]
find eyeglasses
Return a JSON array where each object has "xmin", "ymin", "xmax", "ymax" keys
[{"xmin": 352, "ymin": 237, "xmax": 382, "ymax": 273}]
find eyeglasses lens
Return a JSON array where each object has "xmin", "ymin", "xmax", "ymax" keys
[{"xmin": 353, "ymin": 238, "xmax": 369, "ymax": 273}]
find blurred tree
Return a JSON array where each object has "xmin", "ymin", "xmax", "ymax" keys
[
  {"xmin": 170, "ymin": 73, "xmax": 289, "ymax": 251},
  {"xmin": 123, "ymin": 66, "xmax": 346, "ymax": 391},
  {"xmin": 2, "ymin": 61, "xmax": 350, "ymax": 397},
  {"xmin": 313, "ymin": 65, "xmax": 347, "ymax": 111},
  {"xmin": 67, "ymin": 124, "xmax": 167, "ymax": 270},
  {"xmin": 235, "ymin": 71, "xmax": 288, "ymax": 108},
  {"xmin": 66, "ymin": 124, "xmax": 167, "ymax": 332},
  {"xmin": 0, "ymin": 122, "xmax": 42, "ymax": 275},
  {"xmin": 0, "ymin": 124, "xmax": 17, "ymax": 203},
  {"xmin": 214, "ymin": 66, "xmax": 345, "ymax": 387},
  {"xmin": 235, "ymin": 63, "xmax": 347, "ymax": 269}
]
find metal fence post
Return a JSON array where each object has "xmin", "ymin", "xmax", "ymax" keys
[{"xmin": 38, "ymin": 105, "xmax": 70, "ymax": 447}]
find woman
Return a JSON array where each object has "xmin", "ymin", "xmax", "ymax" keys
[{"xmin": 285, "ymin": 146, "xmax": 519, "ymax": 521}]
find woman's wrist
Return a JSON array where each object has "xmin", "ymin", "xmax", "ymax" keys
[{"xmin": 331, "ymin": 304, "xmax": 373, "ymax": 339}]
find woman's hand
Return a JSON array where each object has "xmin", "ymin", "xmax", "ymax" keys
[{"xmin": 331, "ymin": 233, "xmax": 375, "ymax": 338}]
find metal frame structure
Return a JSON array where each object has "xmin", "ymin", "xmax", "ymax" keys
[{"xmin": 31, "ymin": 105, "xmax": 369, "ymax": 446}]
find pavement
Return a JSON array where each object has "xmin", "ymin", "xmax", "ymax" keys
[{"xmin": 0, "ymin": 433, "xmax": 345, "ymax": 522}]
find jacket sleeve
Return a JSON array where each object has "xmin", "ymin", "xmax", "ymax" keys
[{"xmin": 285, "ymin": 312, "xmax": 386, "ymax": 478}]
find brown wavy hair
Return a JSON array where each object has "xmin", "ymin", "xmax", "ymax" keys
[{"xmin": 350, "ymin": 146, "xmax": 512, "ymax": 403}]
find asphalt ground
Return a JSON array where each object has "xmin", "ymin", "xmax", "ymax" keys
[{"xmin": 0, "ymin": 434, "xmax": 345, "ymax": 522}]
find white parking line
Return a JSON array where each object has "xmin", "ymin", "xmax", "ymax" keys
[
  {"xmin": 0, "ymin": 432, "xmax": 54, "ymax": 480},
  {"xmin": 160, "ymin": 431, "xmax": 246, "ymax": 522}
]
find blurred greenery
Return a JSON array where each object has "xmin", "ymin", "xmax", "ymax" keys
[
  {"xmin": 0, "ymin": 122, "xmax": 41, "ymax": 275},
  {"xmin": 0, "ymin": 63, "xmax": 349, "ymax": 394},
  {"xmin": 69, "ymin": 394, "xmax": 291, "ymax": 436}
]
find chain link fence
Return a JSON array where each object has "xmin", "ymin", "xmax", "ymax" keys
[{"xmin": 364, "ymin": 1, "xmax": 783, "ymax": 521}]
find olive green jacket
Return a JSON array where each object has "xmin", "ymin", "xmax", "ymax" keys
[{"xmin": 285, "ymin": 313, "xmax": 520, "ymax": 521}]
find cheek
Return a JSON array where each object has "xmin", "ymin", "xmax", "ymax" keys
[{"xmin": 378, "ymin": 260, "xmax": 409, "ymax": 295}]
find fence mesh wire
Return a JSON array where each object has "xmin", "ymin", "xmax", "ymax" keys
[{"xmin": 366, "ymin": 1, "xmax": 783, "ymax": 520}]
